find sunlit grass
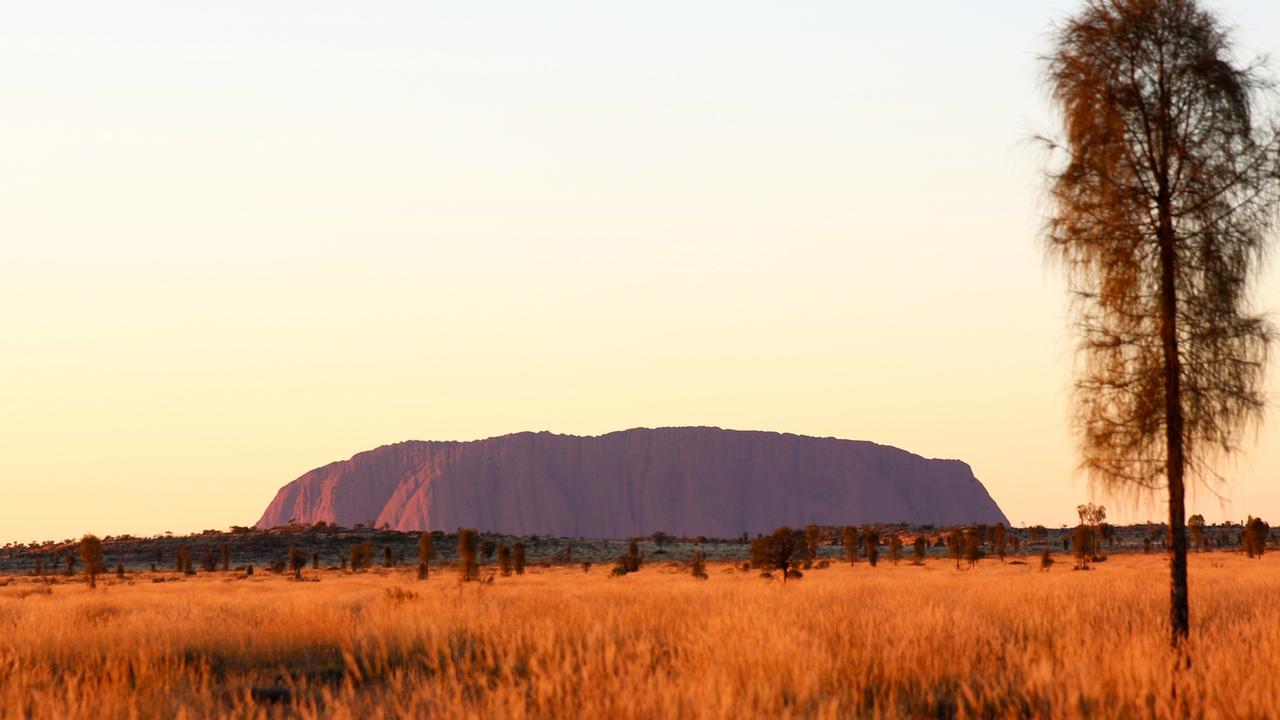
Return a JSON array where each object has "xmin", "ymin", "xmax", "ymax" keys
[{"xmin": 1, "ymin": 553, "xmax": 1276, "ymax": 718}]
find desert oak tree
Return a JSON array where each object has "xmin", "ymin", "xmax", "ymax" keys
[{"xmin": 1043, "ymin": 0, "xmax": 1280, "ymax": 646}]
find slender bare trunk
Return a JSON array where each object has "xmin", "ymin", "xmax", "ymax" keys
[{"xmin": 1157, "ymin": 188, "xmax": 1190, "ymax": 647}]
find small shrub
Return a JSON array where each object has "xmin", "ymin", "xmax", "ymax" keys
[{"xmin": 384, "ymin": 586, "xmax": 418, "ymax": 604}]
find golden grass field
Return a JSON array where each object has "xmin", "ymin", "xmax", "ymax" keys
[{"xmin": 1, "ymin": 552, "xmax": 1277, "ymax": 719}]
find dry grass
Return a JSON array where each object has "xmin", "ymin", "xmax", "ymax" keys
[{"xmin": 1, "ymin": 553, "xmax": 1277, "ymax": 719}]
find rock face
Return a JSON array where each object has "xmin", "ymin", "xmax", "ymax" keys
[{"xmin": 256, "ymin": 427, "xmax": 1008, "ymax": 536}]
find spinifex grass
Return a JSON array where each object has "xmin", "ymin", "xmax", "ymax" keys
[{"xmin": 1, "ymin": 553, "xmax": 1277, "ymax": 719}]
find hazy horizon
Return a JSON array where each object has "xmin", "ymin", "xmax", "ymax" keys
[{"xmin": 5, "ymin": 1, "xmax": 1280, "ymax": 544}]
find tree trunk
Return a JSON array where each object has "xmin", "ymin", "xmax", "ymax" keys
[{"xmin": 1157, "ymin": 189, "xmax": 1190, "ymax": 648}]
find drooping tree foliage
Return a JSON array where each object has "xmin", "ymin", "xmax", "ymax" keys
[{"xmin": 1043, "ymin": 0, "xmax": 1280, "ymax": 645}]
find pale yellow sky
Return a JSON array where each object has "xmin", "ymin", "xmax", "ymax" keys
[{"xmin": 3, "ymin": 2, "xmax": 1279, "ymax": 543}]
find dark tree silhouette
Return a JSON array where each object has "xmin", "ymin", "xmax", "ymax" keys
[
  {"xmin": 289, "ymin": 545, "xmax": 304, "ymax": 578},
  {"xmin": 962, "ymin": 529, "xmax": 981, "ymax": 569},
  {"xmin": 1073, "ymin": 524, "xmax": 1094, "ymax": 569},
  {"xmin": 842, "ymin": 526, "xmax": 858, "ymax": 566},
  {"xmin": 993, "ymin": 523, "xmax": 1007, "ymax": 562},
  {"xmin": 1244, "ymin": 516, "xmax": 1269, "ymax": 557},
  {"xmin": 690, "ymin": 550, "xmax": 708, "ymax": 580},
  {"xmin": 1188, "ymin": 514, "xmax": 1206, "ymax": 552},
  {"xmin": 80, "ymin": 534, "xmax": 102, "ymax": 589},
  {"xmin": 418, "ymin": 533, "xmax": 435, "ymax": 580},
  {"xmin": 750, "ymin": 526, "xmax": 806, "ymax": 583},
  {"xmin": 888, "ymin": 535, "xmax": 902, "ymax": 566},
  {"xmin": 616, "ymin": 539, "xmax": 641, "ymax": 574},
  {"xmin": 1043, "ymin": 0, "xmax": 1280, "ymax": 647},
  {"xmin": 864, "ymin": 530, "xmax": 879, "ymax": 568},
  {"xmin": 513, "ymin": 540, "xmax": 526, "ymax": 575},
  {"xmin": 498, "ymin": 544, "xmax": 512, "ymax": 576},
  {"xmin": 948, "ymin": 528, "xmax": 964, "ymax": 569},
  {"xmin": 912, "ymin": 537, "xmax": 926, "ymax": 565},
  {"xmin": 458, "ymin": 529, "xmax": 480, "ymax": 581},
  {"xmin": 1078, "ymin": 504, "xmax": 1107, "ymax": 560}
]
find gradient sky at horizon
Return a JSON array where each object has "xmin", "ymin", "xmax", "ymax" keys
[{"xmin": 4, "ymin": 1, "xmax": 1280, "ymax": 543}]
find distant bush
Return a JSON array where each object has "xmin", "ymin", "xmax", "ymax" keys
[
  {"xmin": 514, "ymin": 540, "xmax": 526, "ymax": 575},
  {"xmin": 888, "ymin": 535, "xmax": 902, "ymax": 566},
  {"xmin": 349, "ymin": 541, "xmax": 374, "ymax": 572},
  {"xmin": 865, "ymin": 530, "xmax": 879, "ymax": 568},
  {"xmin": 963, "ymin": 530, "xmax": 982, "ymax": 568},
  {"xmin": 842, "ymin": 526, "xmax": 858, "ymax": 566},
  {"xmin": 1245, "ymin": 517, "xmax": 1269, "ymax": 558},
  {"xmin": 949, "ymin": 529, "xmax": 964, "ymax": 569},
  {"xmin": 690, "ymin": 551, "xmax": 708, "ymax": 580},
  {"xmin": 1041, "ymin": 547, "xmax": 1054, "ymax": 571},
  {"xmin": 615, "ymin": 539, "xmax": 641, "ymax": 574},
  {"xmin": 913, "ymin": 537, "xmax": 926, "ymax": 565},
  {"xmin": 199, "ymin": 552, "xmax": 218, "ymax": 573},
  {"xmin": 458, "ymin": 529, "xmax": 480, "ymax": 581},
  {"xmin": 804, "ymin": 525, "xmax": 821, "ymax": 561},
  {"xmin": 1072, "ymin": 525, "xmax": 1093, "ymax": 570},
  {"xmin": 417, "ymin": 533, "xmax": 435, "ymax": 580},
  {"xmin": 498, "ymin": 544, "xmax": 512, "ymax": 576},
  {"xmin": 80, "ymin": 535, "xmax": 102, "ymax": 589},
  {"xmin": 751, "ymin": 527, "xmax": 806, "ymax": 583}
]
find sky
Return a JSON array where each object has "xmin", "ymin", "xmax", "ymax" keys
[{"xmin": 3, "ymin": 2, "xmax": 1280, "ymax": 544}]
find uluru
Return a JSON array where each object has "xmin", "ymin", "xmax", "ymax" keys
[{"xmin": 256, "ymin": 427, "xmax": 1008, "ymax": 536}]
